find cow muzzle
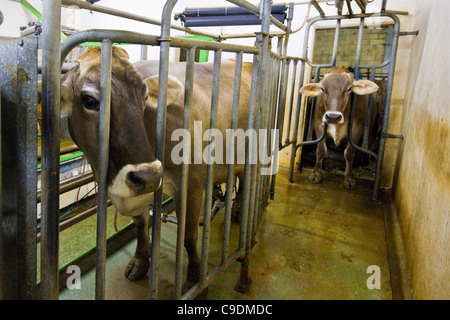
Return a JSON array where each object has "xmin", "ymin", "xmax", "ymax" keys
[
  {"xmin": 323, "ymin": 111, "xmax": 344, "ymax": 124},
  {"xmin": 116, "ymin": 161, "xmax": 162, "ymax": 197},
  {"xmin": 108, "ymin": 160, "xmax": 162, "ymax": 215}
]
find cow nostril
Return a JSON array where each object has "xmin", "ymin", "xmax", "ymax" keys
[
  {"xmin": 126, "ymin": 170, "xmax": 160, "ymax": 194},
  {"xmin": 325, "ymin": 112, "xmax": 343, "ymax": 123}
]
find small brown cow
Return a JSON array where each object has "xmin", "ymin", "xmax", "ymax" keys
[{"xmin": 300, "ymin": 66, "xmax": 379, "ymax": 189}]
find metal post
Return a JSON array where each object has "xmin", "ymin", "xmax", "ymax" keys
[
  {"xmin": 200, "ymin": 49, "xmax": 222, "ymax": 284},
  {"xmin": 373, "ymin": 14, "xmax": 400, "ymax": 200},
  {"xmin": 222, "ymin": 51, "xmax": 243, "ymax": 263},
  {"xmin": 173, "ymin": 47, "xmax": 195, "ymax": 300},
  {"xmin": 95, "ymin": 39, "xmax": 112, "ymax": 300},
  {"xmin": 40, "ymin": 0, "xmax": 61, "ymax": 300},
  {"xmin": 150, "ymin": 0, "xmax": 177, "ymax": 300}
]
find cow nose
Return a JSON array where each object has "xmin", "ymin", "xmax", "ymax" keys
[
  {"xmin": 324, "ymin": 111, "xmax": 343, "ymax": 124},
  {"xmin": 125, "ymin": 164, "xmax": 162, "ymax": 195}
]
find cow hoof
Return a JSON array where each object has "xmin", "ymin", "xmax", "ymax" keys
[
  {"xmin": 309, "ymin": 172, "xmax": 322, "ymax": 184},
  {"xmin": 344, "ymin": 177, "xmax": 357, "ymax": 190},
  {"xmin": 125, "ymin": 256, "xmax": 149, "ymax": 281}
]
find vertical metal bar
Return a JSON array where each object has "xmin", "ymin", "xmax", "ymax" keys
[
  {"xmin": 373, "ymin": 14, "xmax": 400, "ymax": 200},
  {"xmin": 240, "ymin": 54, "xmax": 259, "ymax": 253},
  {"xmin": 40, "ymin": 0, "xmax": 61, "ymax": 300},
  {"xmin": 283, "ymin": 59, "xmax": 298, "ymax": 146},
  {"xmin": 95, "ymin": 39, "xmax": 112, "ymax": 300},
  {"xmin": 140, "ymin": 45, "xmax": 148, "ymax": 60},
  {"xmin": 0, "ymin": 37, "xmax": 38, "ymax": 299},
  {"xmin": 331, "ymin": 19, "xmax": 341, "ymax": 67},
  {"xmin": 306, "ymin": 67, "xmax": 322, "ymax": 141},
  {"xmin": 200, "ymin": 49, "xmax": 222, "ymax": 284},
  {"xmin": 222, "ymin": 51, "xmax": 243, "ymax": 264},
  {"xmin": 288, "ymin": 18, "xmax": 314, "ymax": 183},
  {"xmin": 150, "ymin": 0, "xmax": 178, "ymax": 300},
  {"xmin": 173, "ymin": 47, "xmax": 195, "ymax": 300},
  {"xmin": 362, "ymin": 67, "xmax": 376, "ymax": 149}
]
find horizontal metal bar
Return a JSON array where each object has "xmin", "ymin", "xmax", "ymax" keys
[
  {"xmin": 60, "ymin": 29, "xmax": 261, "ymax": 64},
  {"xmin": 36, "ymin": 173, "xmax": 94, "ymax": 203},
  {"xmin": 182, "ymin": 248, "xmax": 245, "ymax": 300},
  {"xmin": 60, "ymin": 0, "xmax": 220, "ymax": 39}
]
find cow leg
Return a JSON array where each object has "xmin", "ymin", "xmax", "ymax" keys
[
  {"xmin": 343, "ymin": 143, "xmax": 357, "ymax": 189},
  {"xmin": 309, "ymin": 131, "xmax": 327, "ymax": 184},
  {"xmin": 231, "ymin": 173, "xmax": 244, "ymax": 223},
  {"xmin": 344, "ymin": 123, "xmax": 363, "ymax": 189},
  {"xmin": 182, "ymin": 188, "xmax": 203, "ymax": 293},
  {"xmin": 125, "ymin": 210, "xmax": 151, "ymax": 281}
]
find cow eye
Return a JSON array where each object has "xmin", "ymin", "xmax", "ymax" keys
[
  {"xmin": 347, "ymin": 87, "xmax": 352, "ymax": 92},
  {"xmin": 81, "ymin": 95, "xmax": 99, "ymax": 111}
]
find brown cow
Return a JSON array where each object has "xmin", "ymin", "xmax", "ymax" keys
[
  {"xmin": 300, "ymin": 66, "xmax": 379, "ymax": 189},
  {"xmin": 59, "ymin": 46, "xmax": 252, "ymax": 291}
]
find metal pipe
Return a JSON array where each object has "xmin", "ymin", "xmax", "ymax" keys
[
  {"xmin": 95, "ymin": 39, "xmax": 112, "ymax": 300},
  {"xmin": 373, "ymin": 13, "xmax": 400, "ymax": 200},
  {"xmin": 222, "ymin": 51, "xmax": 243, "ymax": 264},
  {"xmin": 311, "ymin": 0, "xmax": 325, "ymax": 17},
  {"xmin": 60, "ymin": 0, "xmax": 220, "ymax": 39},
  {"xmin": 37, "ymin": 173, "xmax": 94, "ymax": 203},
  {"xmin": 150, "ymin": 0, "xmax": 177, "ymax": 300},
  {"xmin": 173, "ymin": 47, "xmax": 195, "ymax": 300},
  {"xmin": 40, "ymin": 0, "xmax": 61, "ymax": 300},
  {"xmin": 284, "ymin": 59, "xmax": 298, "ymax": 146},
  {"xmin": 60, "ymin": 29, "xmax": 260, "ymax": 64},
  {"xmin": 200, "ymin": 49, "xmax": 222, "ymax": 285},
  {"xmin": 331, "ymin": 19, "xmax": 341, "ymax": 67},
  {"xmin": 36, "ymin": 200, "xmax": 112, "ymax": 243},
  {"xmin": 296, "ymin": 122, "xmax": 328, "ymax": 147}
]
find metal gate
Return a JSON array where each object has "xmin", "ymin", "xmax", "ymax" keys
[
  {"xmin": 0, "ymin": 0, "xmax": 284, "ymax": 300},
  {"xmin": 0, "ymin": 0, "xmax": 404, "ymax": 300},
  {"xmin": 275, "ymin": 1, "xmax": 402, "ymax": 201}
]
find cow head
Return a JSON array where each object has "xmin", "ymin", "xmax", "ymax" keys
[
  {"xmin": 300, "ymin": 66, "xmax": 379, "ymax": 124},
  {"xmin": 60, "ymin": 46, "xmax": 163, "ymax": 216}
]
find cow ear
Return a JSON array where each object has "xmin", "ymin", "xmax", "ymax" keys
[
  {"xmin": 61, "ymin": 83, "xmax": 74, "ymax": 116},
  {"xmin": 300, "ymin": 83, "xmax": 323, "ymax": 97},
  {"xmin": 145, "ymin": 75, "xmax": 184, "ymax": 108},
  {"xmin": 352, "ymin": 80, "xmax": 379, "ymax": 95}
]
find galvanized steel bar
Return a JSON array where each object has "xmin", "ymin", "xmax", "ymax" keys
[
  {"xmin": 222, "ymin": 51, "xmax": 243, "ymax": 264},
  {"xmin": 150, "ymin": 0, "xmax": 177, "ymax": 300},
  {"xmin": 283, "ymin": 59, "xmax": 298, "ymax": 147},
  {"xmin": 40, "ymin": 0, "xmax": 62, "ymax": 300},
  {"xmin": 95, "ymin": 39, "xmax": 113, "ymax": 300},
  {"xmin": 173, "ymin": 47, "xmax": 195, "ymax": 300},
  {"xmin": 61, "ymin": 0, "xmax": 220, "ymax": 39},
  {"xmin": 373, "ymin": 13, "xmax": 400, "ymax": 200},
  {"xmin": 200, "ymin": 49, "xmax": 222, "ymax": 285},
  {"xmin": 0, "ymin": 37, "xmax": 38, "ymax": 300},
  {"xmin": 331, "ymin": 19, "xmax": 341, "ymax": 67},
  {"xmin": 60, "ymin": 30, "xmax": 259, "ymax": 64}
]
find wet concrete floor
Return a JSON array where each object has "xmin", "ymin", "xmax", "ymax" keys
[{"xmin": 59, "ymin": 166, "xmax": 392, "ymax": 300}]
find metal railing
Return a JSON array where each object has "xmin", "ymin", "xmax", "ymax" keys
[{"xmin": 0, "ymin": 0, "xmax": 402, "ymax": 300}]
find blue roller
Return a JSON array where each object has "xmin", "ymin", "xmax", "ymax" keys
[{"xmin": 175, "ymin": 5, "xmax": 287, "ymax": 27}]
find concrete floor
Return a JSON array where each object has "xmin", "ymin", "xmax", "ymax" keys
[{"xmin": 59, "ymin": 166, "xmax": 393, "ymax": 300}]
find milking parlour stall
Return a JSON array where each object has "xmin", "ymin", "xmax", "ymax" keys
[{"xmin": 0, "ymin": 0, "xmax": 449, "ymax": 308}]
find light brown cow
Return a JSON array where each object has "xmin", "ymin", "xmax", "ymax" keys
[
  {"xmin": 60, "ymin": 46, "xmax": 252, "ymax": 290},
  {"xmin": 300, "ymin": 66, "xmax": 379, "ymax": 189}
]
